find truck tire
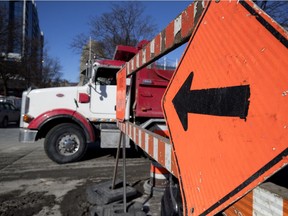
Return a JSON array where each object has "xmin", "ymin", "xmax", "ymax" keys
[{"xmin": 44, "ymin": 123, "xmax": 88, "ymax": 164}]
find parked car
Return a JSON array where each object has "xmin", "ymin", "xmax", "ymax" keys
[
  {"xmin": 0, "ymin": 96, "xmax": 22, "ymax": 109},
  {"xmin": 0, "ymin": 102, "xmax": 20, "ymax": 127}
]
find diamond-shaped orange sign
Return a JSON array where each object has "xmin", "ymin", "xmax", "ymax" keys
[{"xmin": 163, "ymin": 1, "xmax": 288, "ymax": 215}]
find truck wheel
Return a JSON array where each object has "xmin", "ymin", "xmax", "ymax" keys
[{"xmin": 44, "ymin": 123, "xmax": 88, "ymax": 164}]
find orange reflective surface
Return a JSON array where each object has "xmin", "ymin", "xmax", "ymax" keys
[{"xmin": 163, "ymin": 1, "xmax": 288, "ymax": 215}]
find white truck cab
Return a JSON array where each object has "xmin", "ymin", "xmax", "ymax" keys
[{"xmin": 19, "ymin": 60, "xmax": 125, "ymax": 163}]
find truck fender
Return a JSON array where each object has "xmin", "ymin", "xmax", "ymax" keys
[{"xmin": 27, "ymin": 109, "xmax": 95, "ymax": 142}]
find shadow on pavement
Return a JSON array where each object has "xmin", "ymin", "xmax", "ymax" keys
[{"xmin": 82, "ymin": 141, "xmax": 146, "ymax": 162}]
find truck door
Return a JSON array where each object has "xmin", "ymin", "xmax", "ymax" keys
[{"xmin": 90, "ymin": 67, "xmax": 118, "ymax": 117}]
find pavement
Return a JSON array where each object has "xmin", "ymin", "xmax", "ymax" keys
[{"xmin": 0, "ymin": 125, "xmax": 163, "ymax": 216}]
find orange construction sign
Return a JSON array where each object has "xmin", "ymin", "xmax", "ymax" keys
[
  {"xmin": 116, "ymin": 66, "xmax": 127, "ymax": 122},
  {"xmin": 163, "ymin": 1, "xmax": 288, "ymax": 215}
]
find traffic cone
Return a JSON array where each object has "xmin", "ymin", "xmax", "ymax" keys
[{"xmin": 144, "ymin": 160, "xmax": 170, "ymax": 196}]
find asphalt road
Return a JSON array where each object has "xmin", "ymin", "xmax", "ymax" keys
[{"xmin": 0, "ymin": 126, "xmax": 161, "ymax": 216}]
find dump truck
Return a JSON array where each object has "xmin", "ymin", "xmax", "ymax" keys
[{"xmin": 19, "ymin": 42, "xmax": 174, "ymax": 164}]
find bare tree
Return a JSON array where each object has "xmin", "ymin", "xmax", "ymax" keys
[
  {"xmin": 0, "ymin": 3, "xmax": 69, "ymax": 95},
  {"xmin": 79, "ymin": 40, "xmax": 106, "ymax": 72},
  {"xmin": 40, "ymin": 48, "xmax": 63, "ymax": 87},
  {"xmin": 19, "ymin": 37, "xmax": 43, "ymax": 88},
  {"xmin": 71, "ymin": 2, "xmax": 157, "ymax": 59}
]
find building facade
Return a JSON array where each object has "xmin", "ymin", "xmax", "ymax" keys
[{"xmin": 0, "ymin": 0, "xmax": 43, "ymax": 97}]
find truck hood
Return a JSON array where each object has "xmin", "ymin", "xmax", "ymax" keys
[{"xmin": 26, "ymin": 86, "xmax": 86, "ymax": 118}]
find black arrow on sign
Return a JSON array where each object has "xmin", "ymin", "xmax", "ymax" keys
[{"xmin": 172, "ymin": 72, "xmax": 250, "ymax": 131}]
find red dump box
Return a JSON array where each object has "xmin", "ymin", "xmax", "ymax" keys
[{"xmin": 134, "ymin": 67, "xmax": 173, "ymax": 118}]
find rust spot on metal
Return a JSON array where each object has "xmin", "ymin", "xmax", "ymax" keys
[
  {"xmin": 282, "ymin": 90, "xmax": 288, "ymax": 96},
  {"xmin": 218, "ymin": 131, "xmax": 224, "ymax": 142},
  {"xmin": 194, "ymin": 1, "xmax": 205, "ymax": 28},
  {"xmin": 174, "ymin": 31, "xmax": 182, "ymax": 45}
]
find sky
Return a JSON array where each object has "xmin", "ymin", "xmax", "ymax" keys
[{"xmin": 36, "ymin": 1, "xmax": 191, "ymax": 83}]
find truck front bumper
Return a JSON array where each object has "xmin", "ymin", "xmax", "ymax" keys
[{"xmin": 19, "ymin": 128, "xmax": 38, "ymax": 143}]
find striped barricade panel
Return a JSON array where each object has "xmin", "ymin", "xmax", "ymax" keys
[
  {"xmin": 223, "ymin": 182, "xmax": 288, "ymax": 216},
  {"xmin": 125, "ymin": 0, "xmax": 209, "ymax": 76},
  {"xmin": 118, "ymin": 121, "xmax": 178, "ymax": 178}
]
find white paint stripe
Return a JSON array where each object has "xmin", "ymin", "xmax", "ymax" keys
[
  {"xmin": 133, "ymin": 126, "xmax": 136, "ymax": 142},
  {"xmin": 174, "ymin": 14, "xmax": 182, "ymax": 37},
  {"xmin": 142, "ymin": 49, "xmax": 146, "ymax": 64},
  {"xmin": 150, "ymin": 39, "xmax": 155, "ymax": 54},
  {"xmin": 126, "ymin": 62, "xmax": 130, "ymax": 75},
  {"xmin": 131, "ymin": 58, "xmax": 134, "ymax": 71},
  {"xmin": 153, "ymin": 137, "xmax": 158, "ymax": 161},
  {"xmin": 159, "ymin": 32, "xmax": 163, "ymax": 52},
  {"xmin": 145, "ymin": 133, "xmax": 149, "ymax": 153},
  {"xmin": 138, "ymin": 129, "xmax": 142, "ymax": 148},
  {"xmin": 125, "ymin": 124, "xmax": 128, "ymax": 136},
  {"xmin": 129, "ymin": 124, "xmax": 132, "ymax": 138},
  {"xmin": 165, "ymin": 143, "xmax": 172, "ymax": 172},
  {"xmin": 253, "ymin": 186, "xmax": 283, "ymax": 216},
  {"xmin": 194, "ymin": 3, "xmax": 197, "ymax": 20},
  {"xmin": 136, "ymin": 53, "xmax": 139, "ymax": 68},
  {"xmin": 150, "ymin": 172, "xmax": 169, "ymax": 180}
]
